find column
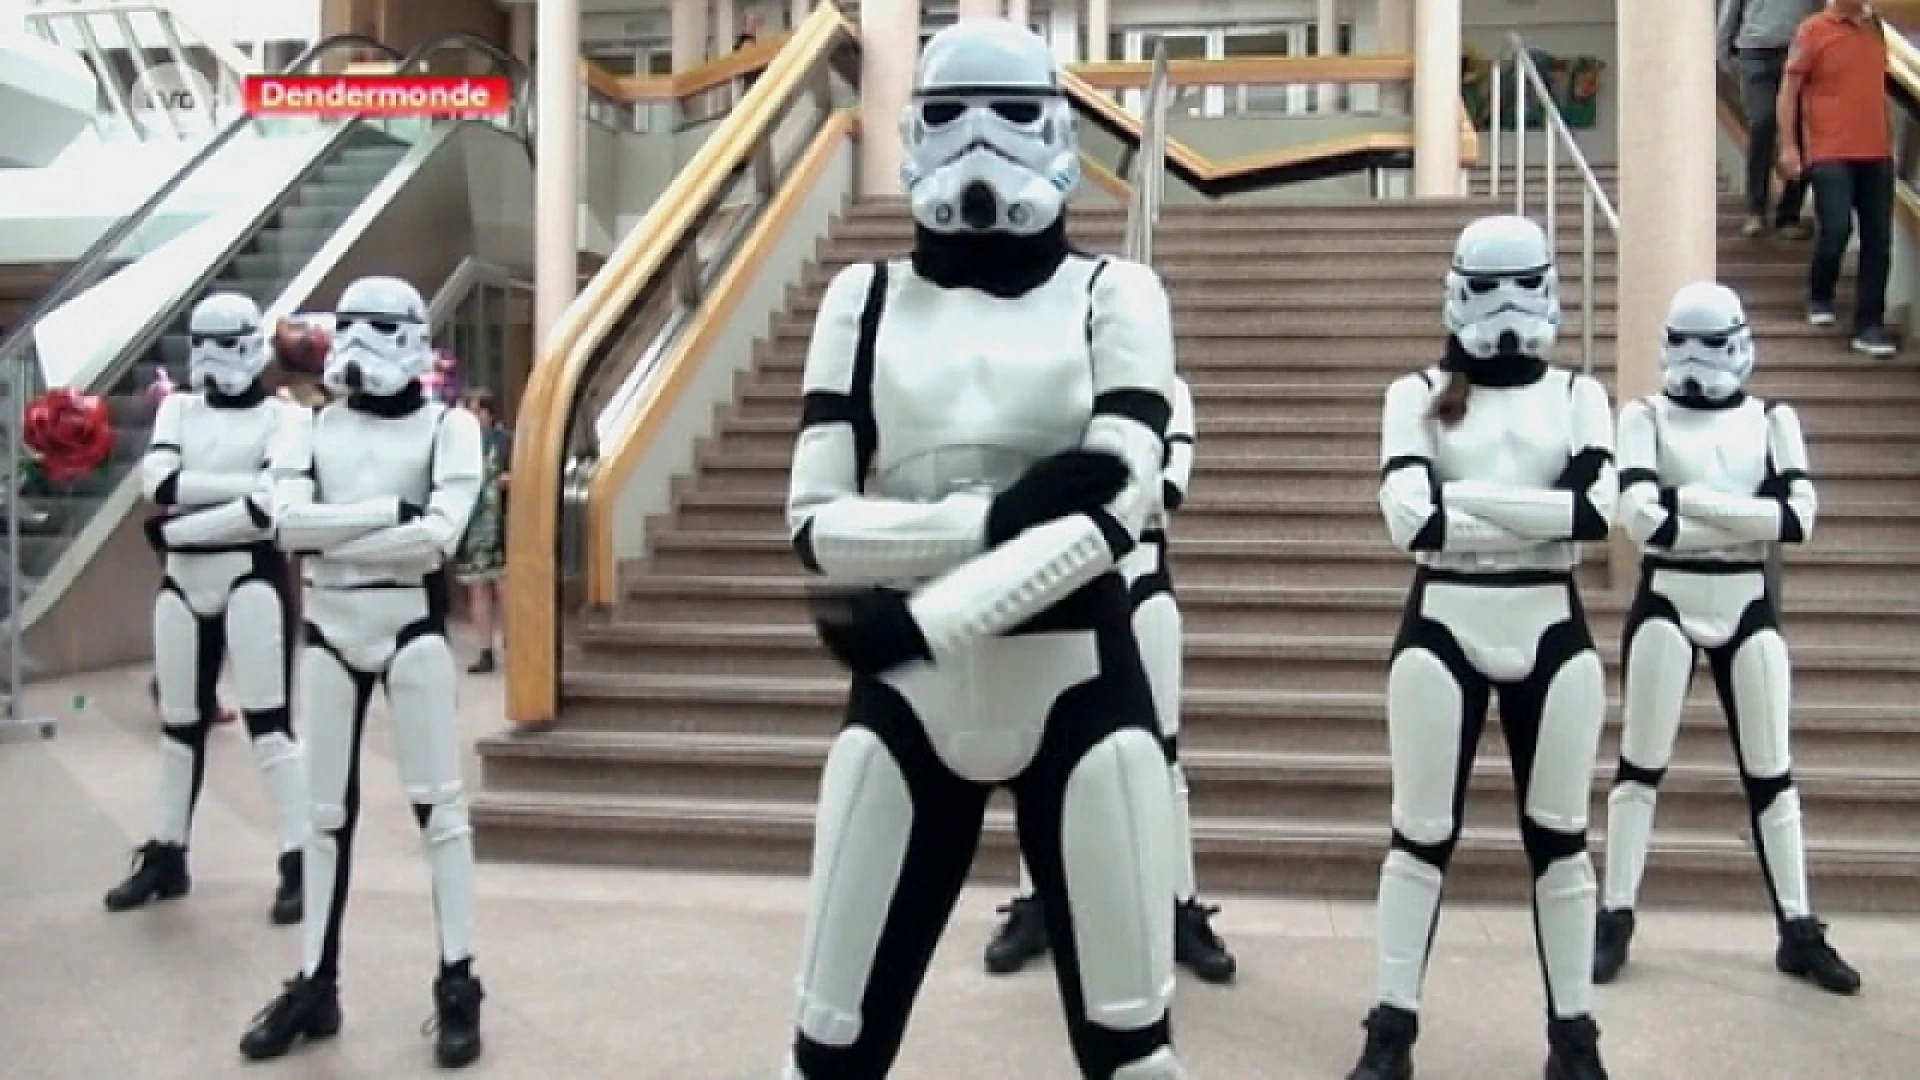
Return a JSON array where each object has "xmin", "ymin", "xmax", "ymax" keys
[
  {"xmin": 1085, "ymin": 0, "xmax": 1109, "ymax": 62},
  {"xmin": 858, "ymin": 0, "xmax": 920, "ymax": 196},
  {"xmin": 1410, "ymin": 0, "xmax": 1460, "ymax": 195},
  {"xmin": 1376, "ymin": 0, "xmax": 1413, "ymax": 113},
  {"xmin": 713, "ymin": 0, "xmax": 736, "ymax": 54},
  {"xmin": 1007, "ymin": 0, "xmax": 1030, "ymax": 29},
  {"xmin": 672, "ymin": 0, "xmax": 709, "ymax": 70},
  {"xmin": 789, "ymin": 0, "xmax": 809, "ymax": 31},
  {"xmin": 1615, "ymin": 0, "xmax": 1718, "ymax": 405},
  {"xmin": 957, "ymin": 0, "xmax": 999, "ymax": 18},
  {"xmin": 533, "ymin": 0, "xmax": 581, "ymax": 344},
  {"xmin": 1316, "ymin": 0, "xmax": 1339, "ymax": 114}
]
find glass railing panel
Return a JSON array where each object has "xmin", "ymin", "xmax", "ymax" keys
[{"xmin": 553, "ymin": 46, "xmax": 857, "ymax": 584}]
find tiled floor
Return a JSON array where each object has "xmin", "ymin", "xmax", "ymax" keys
[{"xmin": 2, "ymin": 662, "xmax": 1915, "ymax": 1079}]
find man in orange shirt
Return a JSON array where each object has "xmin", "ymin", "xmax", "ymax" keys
[{"xmin": 1779, "ymin": 0, "xmax": 1897, "ymax": 356}]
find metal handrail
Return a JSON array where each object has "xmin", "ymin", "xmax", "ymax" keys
[
  {"xmin": 1122, "ymin": 38, "xmax": 1170, "ymax": 265},
  {"xmin": 23, "ymin": 1, "xmax": 259, "ymax": 140},
  {"xmin": 0, "ymin": 33, "xmax": 402, "ymax": 389},
  {"xmin": 1488, "ymin": 33, "xmax": 1619, "ymax": 379}
]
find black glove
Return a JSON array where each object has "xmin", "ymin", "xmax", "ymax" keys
[
  {"xmin": 1162, "ymin": 478, "xmax": 1185, "ymax": 512},
  {"xmin": 808, "ymin": 587, "xmax": 934, "ymax": 677},
  {"xmin": 984, "ymin": 449, "xmax": 1131, "ymax": 546},
  {"xmin": 143, "ymin": 514, "xmax": 170, "ymax": 553},
  {"xmin": 398, "ymin": 500, "xmax": 424, "ymax": 523}
]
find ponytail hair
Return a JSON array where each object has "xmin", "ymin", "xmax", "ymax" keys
[
  {"xmin": 1430, "ymin": 372, "xmax": 1472, "ymax": 427},
  {"xmin": 1430, "ymin": 336, "xmax": 1477, "ymax": 427}
]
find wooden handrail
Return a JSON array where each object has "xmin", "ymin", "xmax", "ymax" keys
[
  {"xmin": 580, "ymin": 30, "xmax": 793, "ymax": 103},
  {"xmin": 583, "ymin": 50, "xmax": 1424, "ymax": 103},
  {"xmin": 505, "ymin": 3, "xmax": 854, "ymax": 725},
  {"xmin": 584, "ymin": 110, "xmax": 860, "ymax": 605},
  {"xmin": 1069, "ymin": 54, "xmax": 1412, "ymax": 90}
]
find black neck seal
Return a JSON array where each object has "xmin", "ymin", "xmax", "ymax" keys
[
  {"xmin": 205, "ymin": 380, "xmax": 268, "ymax": 409},
  {"xmin": 911, "ymin": 217, "xmax": 1072, "ymax": 298},
  {"xmin": 347, "ymin": 380, "xmax": 427, "ymax": 417},
  {"xmin": 1441, "ymin": 337, "xmax": 1548, "ymax": 387}
]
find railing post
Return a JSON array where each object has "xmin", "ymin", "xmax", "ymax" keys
[
  {"xmin": 1489, "ymin": 64, "xmax": 1502, "ymax": 199},
  {"xmin": 1513, "ymin": 49, "xmax": 1526, "ymax": 216},
  {"xmin": 1581, "ymin": 185, "xmax": 1596, "ymax": 379},
  {"xmin": 1545, "ymin": 98, "xmax": 1557, "ymax": 244},
  {"xmin": 67, "ymin": 15, "xmax": 139, "ymax": 139}
]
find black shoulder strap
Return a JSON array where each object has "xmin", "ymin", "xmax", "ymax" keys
[{"xmin": 849, "ymin": 260, "xmax": 888, "ymax": 492}]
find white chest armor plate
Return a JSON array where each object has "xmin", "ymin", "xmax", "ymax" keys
[
  {"xmin": 869, "ymin": 258, "xmax": 1100, "ymax": 503},
  {"xmin": 1421, "ymin": 367, "xmax": 1582, "ymax": 572},
  {"xmin": 1644, "ymin": 395, "xmax": 1769, "ymax": 495},
  {"xmin": 175, "ymin": 395, "xmax": 282, "ymax": 487},
  {"xmin": 310, "ymin": 402, "xmax": 442, "ymax": 508}
]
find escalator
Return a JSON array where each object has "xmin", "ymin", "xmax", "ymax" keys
[{"xmin": 2, "ymin": 32, "xmax": 534, "ymax": 676}]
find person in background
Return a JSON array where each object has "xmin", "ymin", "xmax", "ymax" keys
[
  {"xmin": 454, "ymin": 389, "xmax": 511, "ymax": 674},
  {"xmin": 1779, "ymin": 0, "xmax": 1898, "ymax": 356},
  {"xmin": 1718, "ymin": 0, "xmax": 1817, "ymax": 238}
]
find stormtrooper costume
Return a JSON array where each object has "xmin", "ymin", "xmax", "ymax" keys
[
  {"xmin": 782, "ymin": 20, "xmax": 1184, "ymax": 1079},
  {"xmin": 1347, "ymin": 216, "xmax": 1614, "ymax": 1080},
  {"xmin": 985, "ymin": 378, "xmax": 1238, "ymax": 986},
  {"xmin": 238, "ymin": 277, "xmax": 488, "ymax": 1070},
  {"xmin": 1594, "ymin": 281, "xmax": 1859, "ymax": 994},
  {"xmin": 108, "ymin": 292, "xmax": 307, "ymax": 925}
]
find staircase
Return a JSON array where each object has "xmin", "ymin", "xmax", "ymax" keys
[
  {"xmin": 473, "ymin": 186, "xmax": 1920, "ymax": 912},
  {"xmin": 13, "ymin": 133, "xmax": 408, "ymax": 586}
]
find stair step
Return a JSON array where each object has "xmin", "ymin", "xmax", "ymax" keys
[
  {"xmin": 575, "ymin": 618, "xmax": 1920, "ymax": 703},
  {"xmin": 479, "ymin": 731, "xmax": 1920, "ymax": 844},
  {"xmin": 469, "ymin": 790, "xmax": 1920, "ymax": 912},
  {"xmin": 617, "ymin": 574, "xmax": 1920, "ymax": 652}
]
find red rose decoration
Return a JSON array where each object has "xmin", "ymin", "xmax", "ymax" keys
[
  {"xmin": 273, "ymin": 317, "xmax": 332, "ymax": 375},
  {"xmin": 24, "ymin": 388, "xmax": 114, "ymax": 483}
]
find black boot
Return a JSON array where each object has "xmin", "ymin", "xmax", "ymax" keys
[
  {"xmin": 1345, "ymin": 1004, "xmax": 1416, "ymax": 1080},
  {"xmin": 1776, "ymin": 917, "xmax": 1862, "ymax": 995},
  {"xmin": 239, "ymin": 974, "xmax": 341, "ymax": 1061},
  {"xmin": 1174, "ymin": 898, "xmax": 1237, "ymax": 984},
  {"xmin": 1592, "ymin": 908, "xmax": 1635, "ymax": 984},
  {"xmin": 428, "ymin": 961, "xmax": 485, "ymax": 1068},
  {"xmin": 104, "ymin": 841, "xmax": 190, "ymax": 912},
  {"xmin": 467, "ymin": 649, "xmax": 495, "ymax": 675},
  {"xmin": 983, "ymin": 895, "xmax": 1048, "ymax": 975},
  {"xmin": 271, "ymin": 850, "xmax": 303, "ymax": 926},
  {"xmin": 1545, "ymin": 1015, "xmax": 1608, "ymax": 1080}
]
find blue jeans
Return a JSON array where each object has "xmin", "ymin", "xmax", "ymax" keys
[{"xmin": 1808, "ymin": 158, "xmax": 1896, "ymax": 333}]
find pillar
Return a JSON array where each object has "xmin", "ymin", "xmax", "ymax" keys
[
  {"xmin": 672, "ymin": 0, "xmax": 709, "ymax": 70},
  {"xmin": 714, "ymin": 0, "xmax": 736, "ymax": 54},
  {"xmin": 859, "ymin": 0, "xmax": 919, "ymax": 196},
  {"xmin": 1007, "ymin": 0, "xmax": 1029, "ymax": 29},
  {"xmin": 533, "ymin": 0, "xmax": 581, "ymax": 345},
  {"xmin": 1085, "ymin": 0, "xmax": 1109, "ymax": 62},
  {"xmin": 789, "ymin": 0, "xmax": 809, "ymax": 31},
  {"xmin": 1376, "ymin": 0, "xmax": 1413, "ymax": 113},
  {"xmin": 958, "ymin": 0, "xmax": 999, "ymax": 18},
  {"xmin": 1615, "ymin": 1, "xmax": 1718, "ymax": 403},
  {"xmin": 507, "ymin": 3, "xmax": 532, "ymax": 64},
  {"xmin": 1410, "ymin": 0, "xmax": 1460, "ymax": 195},
  {"xmin": 1316, "ymin": 0, "xmax": 1339, "ymax": 114}
]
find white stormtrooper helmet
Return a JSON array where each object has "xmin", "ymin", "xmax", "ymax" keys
[
  {"xmin": 900, "ymin": 18, "xmax": 1080, "ymax": 236},
  {"xmin": 186, "ymin": 291, "xmax": 268, "ymax": 396},
  {"xmin": 325, "ymin": 275, "xmax": 431, "ymax": 397},
  {"xmin": 1444, "ymin": 215, "xmax": 1562, "ymax": 360},
  {"xmin": 1661, "ymin": 280, "xmax": 1754, "ymax": 401}
]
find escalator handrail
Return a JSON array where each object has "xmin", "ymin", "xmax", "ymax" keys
[
  {"xmin": 395, "ymin": 31, "xmax": 536, "ymax": 163},
  {"xmin": 0, "ymin": 35, "xmax": 405, "ymax": 365}
]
